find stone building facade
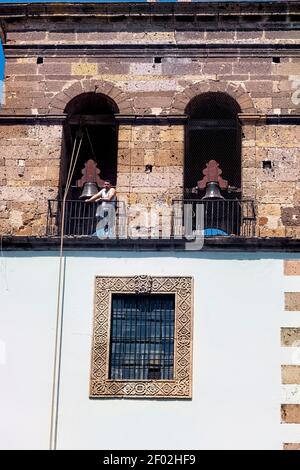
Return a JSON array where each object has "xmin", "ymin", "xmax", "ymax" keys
[
  {"xmin": 0, "ymin": 1, "xmax": 299, "ymax": 238},
  {"xmin": 1, "ymin": 2, "xmax": 300, "ymax": 451}
]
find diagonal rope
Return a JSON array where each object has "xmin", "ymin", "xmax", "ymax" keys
[
  {"xmin": 49, "ymin": 129, "xmax": 83, "ymax": 451},
  {"xmin": 85, "ymin": 126, "xmax": 97, "ymax": 162}
]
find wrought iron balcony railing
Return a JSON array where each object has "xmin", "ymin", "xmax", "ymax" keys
[
  {"xmin": 46, "ymin": 198, "xmax": 256, "ymax": 239},
  {"xmin": 172, "ymin": 198, "xmax": 256, "ymax": 238},
  {"xmin": 46, "ymin": 199, "xmax": 126, "ymax": 237}
]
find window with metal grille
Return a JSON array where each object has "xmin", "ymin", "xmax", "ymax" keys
[
  {"xmin": 109, "ymin": 294, "xmax": 175, "ymax": 381},
  {"xmin": 185, "ymin": 92, "xmax": 242, "ymax": 198}
]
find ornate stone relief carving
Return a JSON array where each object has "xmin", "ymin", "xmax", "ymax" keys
[
  {"xmin": 90, "ymin": 276, "xmax": 193, "ymax": 399},
  {"xmin": 134, "ymin": 275, "xmax": 152, "ymax": 294}
]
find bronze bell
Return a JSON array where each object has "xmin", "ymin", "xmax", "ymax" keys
[
  {"xmin": 202, "ymin": 182, "xmax": 224, "ymax": 200},
  {"xmin": 80, "ymin": 182, "xmax": 99, "ymax": 199}
]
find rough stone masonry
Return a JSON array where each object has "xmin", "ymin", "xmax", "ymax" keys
[{"xmin": 0, "ymin": 2, "xmax": 299, "ymax": 237}]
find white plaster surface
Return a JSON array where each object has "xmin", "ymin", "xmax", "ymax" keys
[
  {"xmin": 282, "ymin": 385, "xmax": 300, "ymax": 404},
  {"xmin": 0, "ymin": 251, "xmax": 299, "ymax": 450}
]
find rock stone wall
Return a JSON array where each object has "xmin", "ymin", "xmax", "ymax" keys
[
  {"xmin": 0, "ymin": 3, "xmax": 299, "ymax": 236},
  {"xmin": 0, "ymin": 124, "xmax": 62, "ymax": 235}
]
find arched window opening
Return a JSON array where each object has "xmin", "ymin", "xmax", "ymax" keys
[
  {"xmin": 61, "ymin": 92, "xmax": 119, "ymax": 200},
  {"xmin": 184, "ymin": 93, "xmax": 255, "ymax": 236},
  {"xmin": 185, "ymin": 92, "xmax": 242, "ymax": 198},
  {"xmin": 47, "ymin": 92, "xmax": 119, "ymax": 237}
]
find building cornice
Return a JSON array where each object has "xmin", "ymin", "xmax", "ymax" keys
[
  {"xmin": 0, "ymin": 2, "xmax": 299, "ymax": 19},
  {"xmin": 0, "ymin": 113, "xmax": 299, "ymax": 125},
  {"xmin": 0, "ymin": 114, "xmax": 67, "ymax": 124},
  {"xmin": 2, "ymin": 236, "xmax": 300, "ymax": 252},
  {"xmin": 3, "ymin": 43, "xmax": 300, "ymax": 59}
]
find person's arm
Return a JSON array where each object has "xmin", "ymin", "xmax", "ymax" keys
[
  {"xmin": 85, "ymin": 190, "xmax": 103, "ymax": 203},
  {"xmin": 102, "ymin": 188, "xmax": 116, "ymax": 201}
]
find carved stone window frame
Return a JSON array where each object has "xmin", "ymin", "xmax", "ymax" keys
[{"xmin": 90, "ymin": 276, "xmax": 193, "ymax": 399}]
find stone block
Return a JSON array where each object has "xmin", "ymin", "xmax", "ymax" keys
[
  {"xmin": 246, "ymin": 81, "xmax": 273, "ymax": 94},
  {"xmin": 6, "ymin": 63, "xmax": 38, "ymax": 75},
  {"xmin": 242, "ymin": 168, "xmax": 256, "ymax": 183},
  {"xmin": 117, "ymin": 149, "xmax": 131, "ymax": 167},
  {"xmin": 281, "ymin": 405, "xmax": 300, "ymax": 424},
  {"xmin": 42, "ymin": 63, "xmax": 72, "ymax": 76},
  {"xmin": 154, "ymin": 150, "xmax": 173, "ymax": 167},
  {"xmin": 119, "ymin": 165, "xmax": 137, "ymax": 174},
  {"xmin": 294, "ymin": 189, "xmax": 300, "ymax": 204},
  {"xmin": 47, "ymin": 32, "xmax": 76, "ymax": 43},
  {"xmin": 284, "ymin": 261, "xmax": 300, "ymax": 276},
  {"xmin": 134, "ymin": 94, "xmax": 172, "ymax": 112},
  {"xmin": 242, "ymin": 126, "xmax": 256, "ymax": 140},
  {"xmin": 0, "ymin": 202, "xmax": 9, "ymax": 219},
  {"xmin": 236, "ymin": 32, "xmax": 263, "ymax": 40},
  {"xmin": 116, "ymin": 174, "xmax": 130, "ymax": 187},
  {"xmin": 72, "ymin": 63, "xmax": 97, "ymax": 76},
  {"xmin": 8, "ymin": 31, "xmax": 47, "ymax": 43},
  {"xmin": 256, "ymin": 182, "xmax": 295, "ymax": 204},
  {"xmin": 253, "ymin": 97, "xmax": 273, "ymax": 110},
  {"xmin": 284, "ymin": 227, "xmax": 300, "ymax": 238},
  {"xmin": 17, "ymin": 226, "xmax": 33, "ymax": 236},
  {"xmin": 242, "ymin": 148, "xmax": 256, "ymax": 168},
  {"xmin": 99, "ymin": 62, "xmax": 130, "ymax": 75},
  {"xmin": 258, "ymin": 226, "xmax": 286, "ymax": 237},
  {"xmin": 272, "ymin": 97, "xmax": 294, "ymax": 109},
  {"xmin": 258, "ymin": 217, "xmax": 268, "ymax": 226},
  {"xmin": 9, "ymin": 209, "xmax": 23, "ymax": 230},
  {"xmin": 206, "ymin": 31, "xmax": 235, "ymax": 41},
  {"xmin": 285, "ymin": 292, "xmax": 300, "ymax": 311},
  {"xmin": 202, "ymin": 63, "xmax": 232, "ymax": 75},
  {"xmin": 283, "ymin": 443, "xmax": 300, "ymax": 450},
  {"xmin": 174, "ymin": 31, "xmax": 205, "ymax": 43},
  {"xmin": 0, "ymin": 219, "xmax": 11, "ymax": 235},
  {"xmin": 266, "ymin": 31, "xmax": 300, "ymax": 40},
  {"xmin": 118, "ymin": 129, "xmax": 132, "ymax": 142},
  {"xmin": 277, "ymin": 63, "xmax": 300, "ymax": 75},
  {"xmin": 257, "ymin": 204, "xmax": 282, "ymax": 217},
  {"xmin": 259, "ymin": 168, "xmax": 297, "ymax": 182},
  {"xmin": 0, "ymin": 186, "xmax": 58, "ymax": 203},
  {"xmin": 281, "ymin": 328, "xmax": 300, "ymax": 346},
  {"xmin": 282, "ymin": 365, "xmax": 300, "ymax": 384},
  {"xmin": 282, "ymin": 207, "xmax": 300, "ymax": 227},
  {"xmin": 129, "ymin": 171, "xmax": 170, "ymax": 188},
  {"xmin": 233, "ymin": 63, "xmax": 271, "ymax": 75},
  {"xmin": 265, "ymin": 147, "xmax": 298, "ymax": 166}
]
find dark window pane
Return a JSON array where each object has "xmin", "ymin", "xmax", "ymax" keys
[{"xmin": 109, "ymin": 294, "xmax": 175, "ymax": 380}]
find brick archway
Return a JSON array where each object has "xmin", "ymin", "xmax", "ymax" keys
[
  {"xmin": 171, "ymin": 81, "xmax": 256, "ymax": 115},
  {"xmin": 48, "ymin": 80, "xmax": 134, "ymax": 115}
]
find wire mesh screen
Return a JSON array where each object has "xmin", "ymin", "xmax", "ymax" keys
[
  {"xmin": 185, "ymin": 122, "xmax": 242, "ymax": 197},
  {"xmin": 185, "ymin": 92, "xmax": 242, "ymax": 199},
  {"xmin": 109, "ymin": 294, "xmax": 175, "ymax": 381}
]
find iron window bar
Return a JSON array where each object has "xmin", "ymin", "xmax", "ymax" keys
[{"xmin": 109, "ymin": 294, "xmax": 175, "ymax": 381}]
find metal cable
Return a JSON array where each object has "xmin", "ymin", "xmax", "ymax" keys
[{"xmin": 49, "ymin": 130, "xmax": 83, "ymax": 450}]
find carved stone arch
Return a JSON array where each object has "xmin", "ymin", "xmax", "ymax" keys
[
  {"xmin": 48, "ymin": 80, "xmax": 134, "ymax": 115},
  {"xmin": 171, "ymin": 80, "xmax": 256, "ymax": 115}
]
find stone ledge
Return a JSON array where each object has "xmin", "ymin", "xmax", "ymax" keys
[
  {"xmin": 0, "ymin": 113, "xmax": 299, "ymax": 125},
  {"xmin": 1, "ymin": 236, "xmax": 300, "ymax": 252},
  {"xmin": 0, "ymin": 114, "xmax": 67, "ymax": 124},
  {"xmin": 4, "ymin": 43, "xmax": 300, "ymax": 59},
  {"xmin": 0, "ymin": 2, "xmax": 297, "ymax": 19}
]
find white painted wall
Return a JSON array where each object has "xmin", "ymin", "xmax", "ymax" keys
[{"xmin": 0, "ymin": 251, "xmax": 299, "ymax": 450}]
